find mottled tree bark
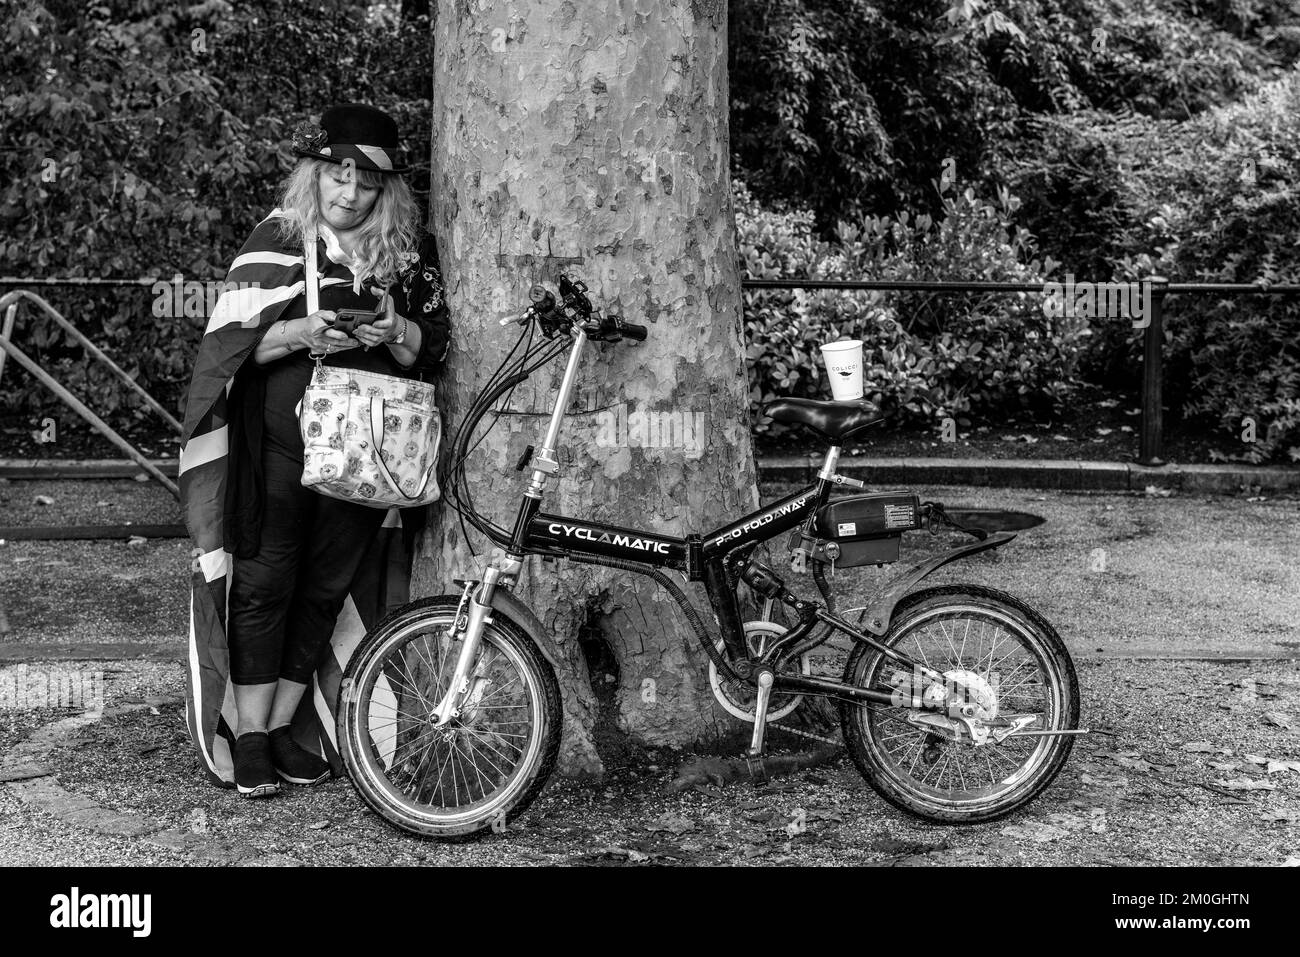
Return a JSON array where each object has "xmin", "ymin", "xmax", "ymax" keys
[{"xmin": 417, "ymin": 0, "xmax": 755, "ymax": 775}]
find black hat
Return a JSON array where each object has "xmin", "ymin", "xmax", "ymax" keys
[{"xmin": 290, "ymin": 103, "xmax": 408, "ymax": 175}]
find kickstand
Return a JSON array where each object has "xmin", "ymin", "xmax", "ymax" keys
[{"xmin": 745, "ymin": 753, "xmax": 768, "ymax": 786}]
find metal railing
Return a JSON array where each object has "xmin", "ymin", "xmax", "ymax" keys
[
  {"xmin": 0, "ymin": 289, "xmax": 181, "ymax": 498},
  {"xmin": 743, "ymin": 276, "xmax": 1300, "ymax": 467},
  {"xmin": 5, "ymin": 273, "xmax": 1299, "ymax": 469}
]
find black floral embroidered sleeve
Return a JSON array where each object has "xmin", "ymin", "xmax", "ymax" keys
[{"xmin": 391, "ymin": 231, "xmax": 452, "ymax": 375}]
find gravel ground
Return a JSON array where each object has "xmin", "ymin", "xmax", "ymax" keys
[
  {"xmin": 1, "ymin": 656, "xmax": 1297, "ymax": 866},
  {"xmin": 0, "ymin": 478, "xmax": 182, "ymax": 528},
  {"xmin": 1, "ymin": 482, "xmax": 1297, "ymax": 865}
]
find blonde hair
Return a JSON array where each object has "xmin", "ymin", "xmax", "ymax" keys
[{"xmin": 274, "ymin": 158, "xmax": 418, "ymax": 287}]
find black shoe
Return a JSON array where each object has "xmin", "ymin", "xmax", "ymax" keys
[
  {"xmin": 233, "ymin": 732, "xmax": 281, "ymax": 798},
  {"xmin": 269, "ymin": 726, "xmax": 331, "ymax": 786}
]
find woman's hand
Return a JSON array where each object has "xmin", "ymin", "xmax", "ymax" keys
[
  {"xmin": 351, "ymin": 310, "xmax": 403, "ymax": 349},
  {"xmin": 301, "ymin": 310, "xmax": 361, "ymax": 356}
]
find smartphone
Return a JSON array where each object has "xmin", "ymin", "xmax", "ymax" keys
[{"xmin": 328, "ymin": 308, "xmax": 378, "ymax": 335}]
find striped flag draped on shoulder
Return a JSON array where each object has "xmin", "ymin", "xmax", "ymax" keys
[{"xmin": 179, "ymin": 208, "xmax": 408, "ymax": 787}]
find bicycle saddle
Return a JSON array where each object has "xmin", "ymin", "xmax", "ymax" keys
[{"xmin": 762, "ymin": 397, "xmax": 883, "ymax": 444}]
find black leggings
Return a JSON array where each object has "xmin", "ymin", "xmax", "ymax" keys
[{"xmin": 226, "ymin": 360, "xmax": 389, "ymax": 685}]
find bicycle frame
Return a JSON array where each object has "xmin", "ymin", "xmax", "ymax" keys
[{"xmin": 431, "ymin": 323, "xmax": 1013, "ymax": 726}]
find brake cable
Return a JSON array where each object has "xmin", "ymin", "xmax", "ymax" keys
[{"xmin": 921, "ymin": 500, "xmax": 988, "ymax": 541}]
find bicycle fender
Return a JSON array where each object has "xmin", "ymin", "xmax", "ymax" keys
[
  {"xmin": 491, "ymin": 587, "xmax": 565, "ymax": 673},
  {"xmin": 452, "ymin": 578, "xmax": 564, "ymax": 673},
  {"xmin": 856, "ymin": 532, "xmax": 1016, "ymax": 636}
]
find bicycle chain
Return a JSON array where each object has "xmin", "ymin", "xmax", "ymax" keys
[{"xmin": 768, "ymin": 721, "xmax": 841, "ymax": 747}]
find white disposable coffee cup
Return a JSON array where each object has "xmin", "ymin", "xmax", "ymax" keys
[{"xmin": 820, "ymin": 339, "xmax": 864, "ymax": 400}]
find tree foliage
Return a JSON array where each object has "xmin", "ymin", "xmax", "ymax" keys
[{"xmin": 729, "ymin": 0, "xmax": 1288, "ymax": 233}]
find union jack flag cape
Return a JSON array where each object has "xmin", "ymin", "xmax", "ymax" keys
[{"xmin": 179, "ymin": 209, "xmax": 415, "ymax": 787}]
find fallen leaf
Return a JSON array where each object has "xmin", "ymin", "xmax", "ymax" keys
[
  {"xmin": 1266, "ymin": 760, "xmax": 1300, "ymax": 774},
  {"xmin": 1244, "ymin": 754, "xmax": 1269, "ymax": 765},
  {"xmin": 691, "ymin": 784, "xmax": 724, "ymax": 799},
  {"xmin": 1282, "ymin": 857, "xmax": 1300, "ymax": 867},
  {"xmin": 1260, "ymin": 811, "xmax": 1300, "ymax": 825},
  {"xmin": 1081, "ymin": 773, "xmax": 1128, "ymax": 788},
  {"xmin": 1180, "ymin": 741, "xmax": 1216, "ymax": 753},
  {"xmin": 807, "ymin": 809, "xmax": 844, "ymax": 823},
  {"xmin": 1000, "ymin": 822, "xmax": 1070, "ymax": 843},
  {"xmin": 307, "ymin": 821, "xmax": 331, "ymax": 830},
  {"xmin": 870, "ymin": 837, "xmax": 946, "ymax": 855},
  {"xmin": 595, "ymin": 846, "xmax": 649, "ymax": 862},
  {"xmin": 33, "ymin": 494, "xmax": 54, "ymax": 506},
  {"xmin": 1100, "ymin": 750, "xmax": 1159, "ymax": 772},
  {"xmin": 1262, "ymin": 712, "xmax": 1295, "ymax": 730},
  {"xmin": 1214, "ymin": 777, "xmax": 1277, "ymax": 791},
  {"xmin": 1208, "ymin": 761, "xmax": 1238, "ymax": 772},
  {"xmin": 647, "ymin": 812, "xmax": 695, "ymax": 836},
  {"xmin": 126, "ymin": 535, "xmax": 148, "ymax": 547},
  {"xmin": 1045, "ymin": 812, "xmax": 1097, "ymax": 832}
]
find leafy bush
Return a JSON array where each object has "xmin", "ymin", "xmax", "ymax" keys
[
  {"xmin": 1107, "ymin": 72, "xmax": 1300, "ymax": 462},
  {"xmin": 736, "ymin": 177, "xmax": 1084, "ymax": 440}
]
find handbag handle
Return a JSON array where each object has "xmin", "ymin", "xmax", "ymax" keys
[{"xmin": 366, "ymin": 394, "xmax": 438, "ymax": 502}]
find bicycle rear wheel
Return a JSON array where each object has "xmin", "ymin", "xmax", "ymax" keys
[
  {"xmin": 337, "ymin": 596, "xmax": 562, "ymax": 839},
  {"xmin": 840, "ymin": 584, "xmax": 1079, "ymax": 823}
]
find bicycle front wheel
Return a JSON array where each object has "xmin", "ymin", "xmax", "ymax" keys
[{"xmin": 337, "ymin": 596, "xmax": 562, "ymax": 839}]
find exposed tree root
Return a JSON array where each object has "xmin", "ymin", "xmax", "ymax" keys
[{"xmin": 670, "ymin": 744, "xmax": 841, "ymax": 791}]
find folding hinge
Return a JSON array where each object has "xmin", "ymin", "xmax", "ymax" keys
[{"xmin": 685, "ymin": 533, "xmax": 704, "ymax": 581}]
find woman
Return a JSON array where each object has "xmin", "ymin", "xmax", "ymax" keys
[{"xmin": 179, "ymin": 104, "xmax": 451, "ymax": 797}]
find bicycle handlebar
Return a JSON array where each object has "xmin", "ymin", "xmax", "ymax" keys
[{"xmin": 499, "ymin": 274, "xmax": 647, "ymax": 344}]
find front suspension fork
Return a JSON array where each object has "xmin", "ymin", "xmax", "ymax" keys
[{"xmin": 430, "ymin": 557, "xmax": 521, "ymax": 727}]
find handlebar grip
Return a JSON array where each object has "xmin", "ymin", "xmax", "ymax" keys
[{"xmin": 618, "ymin": 321, "xmax": 647, "ymax": 342}]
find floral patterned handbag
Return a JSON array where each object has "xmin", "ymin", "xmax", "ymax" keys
[{"xmin": 296, "ymin": 227, "xmax": 442, "ymax": 508}]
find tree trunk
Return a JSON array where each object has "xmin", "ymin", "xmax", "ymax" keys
[{"xmin": 418, "ymin": 0, "xmax": 754, "ymax": 776}]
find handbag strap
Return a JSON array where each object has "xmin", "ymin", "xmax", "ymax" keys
[
  {"xmin": 304, "ymin": 223, "xmax": 320, "ymax": 314},
  {"xmin": 367, "ymin": 394, "xmax": 438, "ymax": 502}
]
